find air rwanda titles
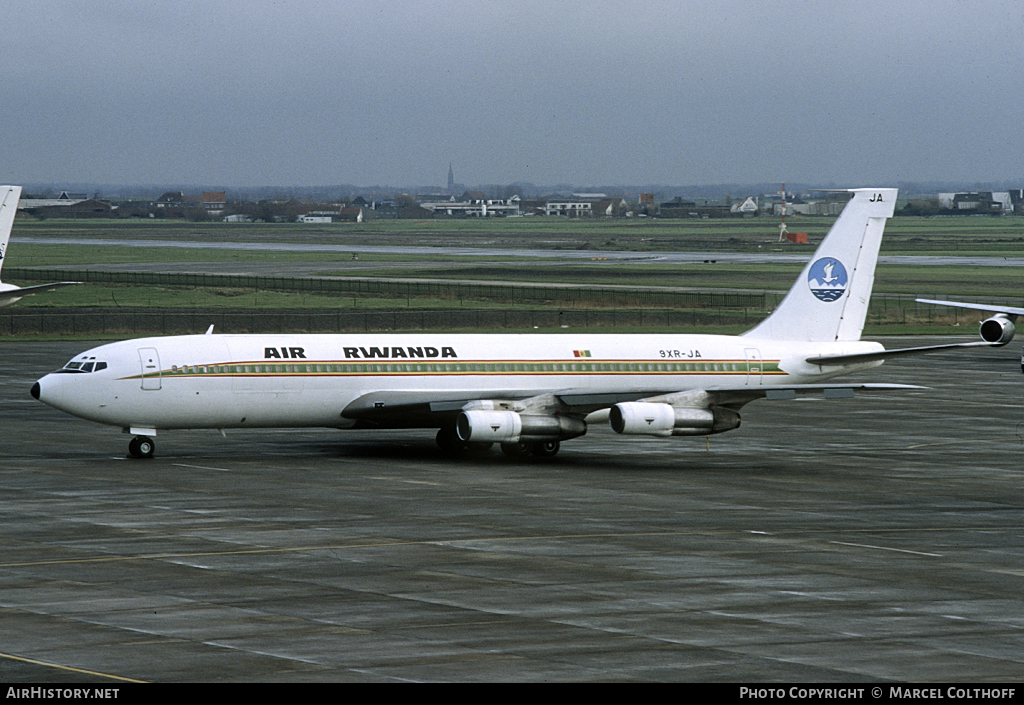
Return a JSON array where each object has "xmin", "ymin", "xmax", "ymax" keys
[{"xmin": 263, "ymin": 346, "xmax": 458, "ymax": 360}]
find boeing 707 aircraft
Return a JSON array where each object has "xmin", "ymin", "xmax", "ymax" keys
[
  {"xmin": 0, "ymin": 185, "xmax": 80, "ymax": 306},
  {"xmin": 31, "ymin": 188, "xmax": 996, "ymax": 459}
]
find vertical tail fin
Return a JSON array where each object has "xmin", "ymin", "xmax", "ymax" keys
[
  {"xmin": 0, "ymin": 186, "xmax": 23, "ymax": 281},
  {"xmin": 742, "ymin": 187, "xmax": 897, "ymax": 342}
]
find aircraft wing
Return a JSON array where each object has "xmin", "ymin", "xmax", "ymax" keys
[
  {"xmin": 0, "ymin": 281, "xmax": 80, "ymax": 305},
  {"xmin": 342, "ymin": 389, "xmax": 561, "ymax": 425},
  {"xmin": 562, "ymin": 383, "xmax": 923, "ymax": 413},
  {"xmin": 342, "ymin": 382, "xmax": 925, "ymax": 426},
  {"xmin": 916, "ymin": 299, "xmax": 1024, "ymax": 317}
]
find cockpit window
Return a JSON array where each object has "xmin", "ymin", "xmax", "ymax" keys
[{"xmin": 57, "ymin": 358, "xmax": 107, "ymax": 374}]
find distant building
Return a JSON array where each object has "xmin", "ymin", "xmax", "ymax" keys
[
  {"xmin": 18, "ymin": 190, "xmax": 89, "ymax": 210},
  {"xmin": 657, "ymin": 198, "xmax": 698, "ymax": 218},
  {"xmin": 337, "ymin": 207, "xmax": 365, "ymax": 222},
  {"xmin": 730, "ymin": 196, "xmax": 759, "ymax": 214},
  {"xmin": 544, "ymin": 199, "xmax": 593, "ymax": 217},
  {"xmin": 420, "ymin": 195, "xmax": 520, "ymax": 217},
  {"xmin": 25, "ymin": 199, "xmax": 115, "ymax": 218},
  {"xmin": 154, "ymin": 191, "xmax": 185, "ymax": 207},
  {"xmin": 938, "ymin": 191, "xmax": 1013, "ymax": 214},
  {"xmin": 203, "ymin": 191, "xmax": 227, "ymax": 215}
]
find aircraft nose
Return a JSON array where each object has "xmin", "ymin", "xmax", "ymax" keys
[{"xmin": 31, "ymin": 375, "xmax": 63, "ymax": 408}]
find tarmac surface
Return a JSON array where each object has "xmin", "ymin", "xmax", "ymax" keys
[{"xmin": 2, "ymin": 337, "xmax": 1024, "ymax": 682}]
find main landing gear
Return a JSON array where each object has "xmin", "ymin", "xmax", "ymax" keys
[
  {"xmin": 499, "ymin": 440, "xmax": 560, "ymax": 459},
  {"xmin": 128, "ymin": 436, "xmax": 155, "ymax": 459},
  {"xmin": 435, "ymin": 427, "xmax": 561, "ymax": 459}
]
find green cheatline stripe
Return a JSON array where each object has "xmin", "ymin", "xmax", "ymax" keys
[{"xmin": 130, "ymin": 359, "xmax": 784, "ymax": 380}]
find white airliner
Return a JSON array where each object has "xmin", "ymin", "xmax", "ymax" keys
[
  {"xmin": 0, "ymin": 185, "xmax": 80, "ymax": 306},
  {"xmin": 30, "ymin": 188, "xmax": 996, "ymax": 459}
]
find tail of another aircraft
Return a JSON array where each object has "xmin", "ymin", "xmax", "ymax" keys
[
  {"xmin": 0, "ymin": 185, "xmax": 23, "ymax": 281},
  {"xmin": 742, "ymin": 187, "xmax": 897, "ymax": 343}
]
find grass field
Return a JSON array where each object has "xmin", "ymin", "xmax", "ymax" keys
[
  {"xmin": 4, "ymin": 214, "xmax": 1023, "ymax": 335},
  {"xmin": 13, "ymin": 211, "xmax": 1024, "ymax": 255}
]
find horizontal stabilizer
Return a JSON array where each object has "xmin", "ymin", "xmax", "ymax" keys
[{"xmin": 807, "ymin": 342, "xmax": 996, "ymax": 366}]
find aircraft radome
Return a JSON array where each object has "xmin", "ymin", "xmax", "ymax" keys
[
  {"xmin": 30, "ymin": 188, "xmax": 998, "ymax": 459},
  {"xmin": 0, "ymin": 185, "xmax": 81, "ymax": 306}
]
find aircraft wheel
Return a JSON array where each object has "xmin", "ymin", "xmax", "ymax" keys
[
  {"xmin": 529, "ymin": 440, "xmax": 560, "ymax": 458},
  {"xmin": 436, "ymin": 427, "xmax": 466, "ymax": 452},
  {"xmin": 500, "ymin": 441, "xmax": 531, "ymax": 459},
  {"xmin": 128, "ymin": 436, "xmax": 155, "ymax": 459}
]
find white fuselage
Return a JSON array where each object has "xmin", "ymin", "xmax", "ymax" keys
[{"xmin": 33, "ymin": 332, "xmax": 883, "ymax": 432}]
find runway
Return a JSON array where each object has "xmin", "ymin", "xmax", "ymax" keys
[
  {"xmin": 19, "ymin": 235, "xmax": 1024, "ymax": 268},
  {"xmin": 2, "ymin": 338, "xmax": 1024, "ymax": 682}
]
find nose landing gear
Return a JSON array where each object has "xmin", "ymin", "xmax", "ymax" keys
[{"xmin": 128, "ymin": 436, "xmax": 155, "ymax": 459}]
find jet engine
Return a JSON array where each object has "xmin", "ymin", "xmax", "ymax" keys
[
  {"xmin": 456, "ymin": 410, "xmax": 586, "ymax": 444},
  {"xmin": 979, "ymin": 314, "xmax": 1015, "ymax": 346},
  {"xmin": 609, "ymin": 402, "xmax": 741, "ymax": 437}
]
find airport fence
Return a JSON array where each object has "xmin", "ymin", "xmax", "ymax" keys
[
  {"xmin": 0, "ymin": 307, "xmax": 766, "ymax": 336},
  {"xmin": 5, "ymin": 267, "xmax": 765, "ymax": 310},
  {"xmin": 1, "ymin": 268, "xmax": 970, "ymax": 336},
  {"xmin": 0, "ymin": 297, "xmax": 967, "ymax": 337}
]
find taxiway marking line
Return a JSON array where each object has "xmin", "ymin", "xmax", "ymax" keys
[
  {"xmin": 830, "ymin": 540, "xmax": 941, "ymax": 557},
  {"xmin": 172, "ymin": 463, "xmax": 232, "ymax": 472},
  {"xmin": 0, "ymin": 650, "xmax": 146, "ymax": 683}
]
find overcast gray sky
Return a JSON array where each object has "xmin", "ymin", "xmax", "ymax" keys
[{"xmin": 3, "ymin": 0, "xmax": 1022, "ymax": 188}]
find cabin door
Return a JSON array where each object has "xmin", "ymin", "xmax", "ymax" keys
[
  {"xmin": 744, "ymin": 348, "xmax": 762, "ymax": 385},
  {"xmin": 139, "ymin": 347, "xmax": 161, "ymax": 390}
]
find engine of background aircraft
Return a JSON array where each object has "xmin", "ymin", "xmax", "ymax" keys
[{"xmin": 980, "ymin": 315, "xmax": 1015, "ymax": 345}]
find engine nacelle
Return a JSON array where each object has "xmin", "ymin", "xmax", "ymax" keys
[
  {"xmin": 980, "ymin": 314, "xmax": 1015, "ymax": 346},
  {"xmin": 609, "ymin": 402, "xmax": 741, "ymax": 437},
  {"xmin": 456, "ymin": 410, "xmax": 586, "ymax": 443}
]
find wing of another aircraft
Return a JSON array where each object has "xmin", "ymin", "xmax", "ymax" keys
[
  {"xmin": 916, "ymin": 298, "xmax": 1023, "ymax": 346},
  {"xmin": 0, "ymin": 185, "xmax": 80, "ymax": 306},
  {"xmin": 915, "ymin": 299, "xmax": 1024, "ymax": 317},
  {"xmin": 0, "ymin": 281, "xmax": 81, "ymax": 306}
]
